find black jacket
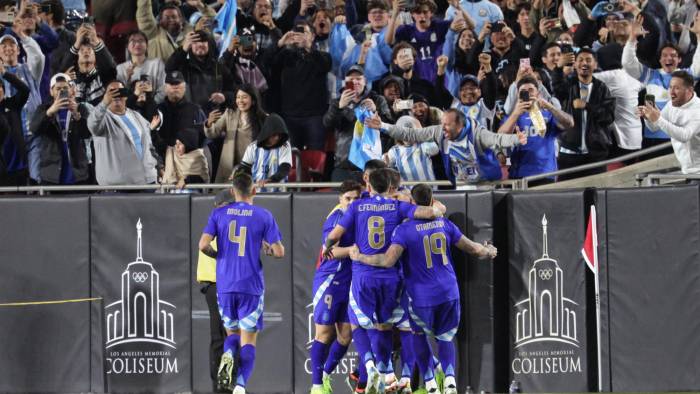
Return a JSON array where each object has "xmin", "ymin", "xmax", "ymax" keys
[
  {"xmin": 0, "ymin": 72, "xmax": 30, "ymax": 166},
  {"xmin": 30, "ymin": 101, "xmax": 91, "ymax": 184},
  {"xmin": 323, "ymin": 88, "xmax": 393, "ymax": 170},
  {"xmin": 165, "ymin": 47, "xmax": 239, "ymax": 109},
  {"xmin": 552, "ymin": 69, "xmax": 616, "ymax": 156},
  {"xmin": 239, "ymin": 113, "xmax": 290, "ymax": 182},
  {"xmin": 50, "ymin": 27, "xmax": 76, "ymax": 76},
  {"xmin": 271, "ymin": 46, "xmax": 331, "ymax": 117},
  {"xmin": 153, "ymin": 98, "xmax": 207, "ymax": 158},
  {"xmin": 60, "ymin": 43, "xmax": 117, "ymax": 105}
]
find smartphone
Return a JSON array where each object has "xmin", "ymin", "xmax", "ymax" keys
[
  {"xmin": 81, "ymin": 16, "xmax": 94, "ymax": 26},
  {"xmin": 59, "ymin": 89, "xmax": 69, "ymax": 100},
  {"xmin": 551, "ymin": 18, "xmax": 562, "ymax": 29},
  {"xmin": 40, "ymin": 4, "xmax": 51, "ymax": 13},
  {"xmin": 519, "ymin": 90, "xmax": 530, "ymax": 102},
  {"xmin": 520, "ymin": 58, "xmax": 530, "ymax": 69},
  {"xmin": 139, "ymin": 74, "xmax": 150, "ymax": 82},
  {"xmin": 637, "ymin": 90, "xmax": 647, "ymax": 107},
  {"xmin": 645, "ymin": 94, "xmax": 656, "ymax": 105},
  {"xmin": 293, "ymin": 25, "xmax": 306, "ymax": 33},
  {"xmin": 491, "ymin": 22, "xmax": 504, "ymax": 33},
  {"xmin": 345, "ymin": 80, "xmax": 354, "ymax": 91},
  {"xmin": 396, "ymin": 99, "xmax": 414, "ymax": 111},
  {"xmin": 116, "ymin": 88, "xmax": 130, "ymax": 98},
  {"xmin": 239, "ymin": 35, "xmax": 254, "ymax": 47}
]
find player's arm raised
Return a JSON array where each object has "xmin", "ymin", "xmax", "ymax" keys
[
  {"xmin": 349, "ymin": 244, "xmax": 404, "ymax": 268},
  {"xmin": 455, "ymin": 235, "xmax": 497, "ymax": 259},
  {"xmin": 199, "ymin": 233, "xmax": 217, "ymax": 258}
]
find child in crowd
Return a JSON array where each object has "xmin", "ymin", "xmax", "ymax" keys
[{"xmin": 163, "ymin": 128, "xmax": 210, "ymax": 190}]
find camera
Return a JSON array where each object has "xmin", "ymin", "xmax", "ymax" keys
[
  {"xmin": 602, "ymin": 1, "xmax": 618, "ymax": 13},
  {"xmin": 519, "ymin": 90, "xmax": 530, "ymax": 102}
]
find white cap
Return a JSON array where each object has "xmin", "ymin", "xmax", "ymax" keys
[
  {"xmin": 0, "ymin": 34, "xmax": 18, "ymax": 47},
  {"xmin": 50, "ymin": 73, "xmax": 71, "ymax": 88}
]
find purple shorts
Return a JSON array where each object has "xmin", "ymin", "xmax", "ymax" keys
[
  {"xmin": 408, "ymin": 299, "xmax": 460, "ymax": 341},
  {"xmin": 349, "ymin": 275, "xmax": 403, "ymax": 329},
  {"xmin": 312, "ymin": 271, "xmax": 350, "ymax": 325},
  {"xmin": 217, "ymin": 291, "xmax": 264, "ymax": 332}
]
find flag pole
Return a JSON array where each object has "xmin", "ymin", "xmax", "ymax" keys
[{"xmin": 592, "ymin": 205, "xmax": 603, "ymax": 392}]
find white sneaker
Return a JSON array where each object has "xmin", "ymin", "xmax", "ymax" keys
[
  {"xmin": 232, "ymin": 385, "xmax": 246, "ymax": 394},
  {"xmin": 443, "ymin": 384, "xmax": 457, "ymax": 394},
  {"xmin": 367, "ymin": 365, "xmax": 381, "ymax": 394}
]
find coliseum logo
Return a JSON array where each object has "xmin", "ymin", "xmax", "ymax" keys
[
  {"xmin": 511, "ymin": 215, "xmax": 582, "ymax": 376},
  {"xmin": 104, "ymin": 219, "xmax": 179, "ymax": 375}
]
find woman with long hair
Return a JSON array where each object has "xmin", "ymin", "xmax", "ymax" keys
[{"xmin": 204, "ymin": 83, "xmax": 267, "ymax": 183}]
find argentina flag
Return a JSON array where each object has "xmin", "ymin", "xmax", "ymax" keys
[
  {"xmin": 348, "ymin": 107, "xmax": 382, "ymax": 170},
  {"xmin": 216, "ymin": 0, "xmax": 237, "ymax": 58}
]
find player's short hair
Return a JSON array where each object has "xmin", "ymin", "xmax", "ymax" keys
[
  {"xmin": 232, "ymin": 173, "xmax": 254, "ymax": 197},
  {"xmin": 364, "ymin": 159, "xmax": 386, "ymax": 173},
  {"xmin": 386, "ymin": 168, "xmax": 401, "ymax": 189},
  {"xmin": 369, "ymin": 168, "xmax": 390, "ymax": 194},
  {"xmin": 444, "ymin": 108, "xmax": 467, "ymax": 126},
  {"xmin": 339, "ymin": 179, "xmax": 362, "ymax": 194},
  {"xmin": 517, "ymin": 75, "xmax": 538, "ymax": 90},
  {"xmin": 411, "ymin": 183, "xmax": 433, "ymax": 207}
]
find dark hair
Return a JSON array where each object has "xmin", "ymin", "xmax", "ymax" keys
[
  {"xmin": 411, "ymin": 0, "xmax": 437, "ymax": 13},
  {"xmin": 128, "ymin": 30, "xmax": 149, "ymax": 44},
  {"xmin": 515, "ymin": 3, "xmax": 531, "ymax": 14},
  {"xmin": 339, "ymin": 179, "xmax": 363, "ymax": 195},
  {"xmin": 392, "ymin": 41, "xmax": 417, "ymax": 62},
  {"xmin": 660, "ymin": 42, "xmax": 681, "ymax": 57},
  {"xmin": 369, "ymin": 168, "xmax": 390, "ymax": 194},
  {"xmin": 236, "ymin": 83, "xmax": 267, "ymax": 139},
  {"xmin": 386, "ymin": 168, "xmax": 401, "ymax": 189},
  {"xmin": 671, "ymin": 70, "xmax": 694, "ymax": 88},
  {"xmin": 444, "ymin": 108, "xmax": 467, "ymax": 126},
  {"xmin": 367, "ymin": 0, "xmax": 389, "ymax": 12},
  {"xmin": 0, "ymin": 0, "xmax": 14, "ymax": 10},
  {"xmin": 232, "ymin": 173, "xmax": 254, "ymax": 196},
  {"xmin": 41, "ymin": 0, "xmax": 65, "ymax": 25},
  {"xmin": 411, "ymin": 183, "xmax": 433, "ymax": 206},
  {"xmin": 364, "ymin": 159, "xmax": 386, "ymax": 173},
  {"xmin": 517, "ymin": 75, "xmax": 538, "ymax": 90},
  {"xmin": 160, "ymin": 4, "xmax": 182, "ymax": 17},
  {"xmin": 541, "ymin": 42, "xmax": 560, "ymax": 58},
  {"xmin": 575, "ymin": 47, "xmax": 596, "ymax": 60}
]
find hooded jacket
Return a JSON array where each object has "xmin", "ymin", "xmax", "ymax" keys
[{"xmin": 239, "ymin": 113, "xmax": 291, "ymax": 182}]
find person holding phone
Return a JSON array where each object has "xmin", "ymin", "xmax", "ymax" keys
[
  {"xmin": 116, "ymin": 30, "xmax": 166, "ymax": 103},
  {"xmin": 30, "ymin": 73, "xmax": 92, "ymax": 185}
]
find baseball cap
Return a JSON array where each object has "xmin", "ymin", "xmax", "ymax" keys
[
  {"xmin": 345, "ymin": 64, "xmax": 365, "ymax": 77},
  {"xmin": 165, "ymin": 71, "xmax": 185, "ymax": 85},
  {"xmin": 0, "ymin": 34, "xmax": 18, "ymax": 46},
  {"xmin": 214, "ymin": 189, "xmax": 236, "ymax": 206},
  {"xmin": 50, "ymin": 73, "xmax": 71, "ymax": 88},
  {"xmin": 459, "ymin": 74, "xmax": 480, "ymax": 88}
]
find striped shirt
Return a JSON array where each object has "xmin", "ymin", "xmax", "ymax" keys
[
  {"xmin": 241, "ymin": 141, "xmax": 292, "ymax": 191},
  {"xmin": 385, "ymin": 142, "xmax": 439, "ymax": 182}
]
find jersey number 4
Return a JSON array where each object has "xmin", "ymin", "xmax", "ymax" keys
[
  {"xmin": 423, "ymin": 233, "xmax": 448, "ymax": 268},
  {"xmin": 229, "ymin": 220, "xmax": 247, "ymax": 257}
]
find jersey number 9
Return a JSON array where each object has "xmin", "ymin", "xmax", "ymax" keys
[
  {"xmin": 229, "ymin": 220, "xmax": 248, "ymax": 257},
  {"xmin": 368, "ymin": 216, "xmax": 385, "ymax": 250},
  {"xmin": 423, "ymin": 233, "xmax": 448, "ymax": 268}
]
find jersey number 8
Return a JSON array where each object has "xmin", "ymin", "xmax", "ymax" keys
[
  {"xmin": 423, "ymin": 233, "xmax": 448, "ymax": 268},
  {"xmin": 368, "ymin": 216, "xmax": 385, "ymax": 249},
  {"xmin": 229, "ymin": 220, "xmax": 248, "ymax": 257}
]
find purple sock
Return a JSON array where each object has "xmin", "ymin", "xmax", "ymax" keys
[
  {"xmin": 236, "ymin": 344, "xmax": 256, "ymax": 387},
  {"xmin": 400, "ymin": 331, "xmax": 415, "ymax": 378},
  {"xmin": 437, "ymin": 340, "xmax": 456, "ymax": 377},
  {"xmin": 323, "ymin": 340, "xmax": 349, "ymax": 375},
  {"xmin": 311, "ymin": 340, "xmax": 330, "ymax": 384},
  {"xmin": 413, "ymin": 334, "xmax": 435, "ymax": 382},
  {"xmin": 358, "ymin": 359, "xmax": 368, "ymax": 386},
  {"xmin": 372, "ymin": 330, "xmax": 393, "ymax": 373},
  {"xmin": 352, "ymin": 328, "xmax": 374, "ymax": 365},
  {"xmin": 224, "ymin": 333, "xmax": 240, "ymax": 357}
]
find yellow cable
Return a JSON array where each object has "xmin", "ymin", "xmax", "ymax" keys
[{"xmin": 0, "ymin": 297, "xmax": 103, "ymax": 307}]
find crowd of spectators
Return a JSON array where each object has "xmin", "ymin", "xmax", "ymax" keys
[{"xmin": 0, "ymin": 0, "xmax": 699, "ymax": 189}]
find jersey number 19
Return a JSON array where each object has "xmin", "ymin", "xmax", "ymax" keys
[{"xmin": 423, "ymin": 233, "xmax": 447, "ymax": 268}]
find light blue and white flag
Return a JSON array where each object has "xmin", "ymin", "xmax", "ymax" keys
[
  {"xmin": 216, "ymin": 0, "xmax": 237, "ymax": 58},
  {"xmin": 348, "ymin": 107, "xmax": 382, "ymax": 170}
]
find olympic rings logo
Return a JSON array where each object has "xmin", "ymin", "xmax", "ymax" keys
[
  {"xmin": 538, "ymin": 269, "xmax": 553, "ymax": 280},
  {"xmin": 132, "ymin": 272, "xmax": 149, "ymax": 283}
]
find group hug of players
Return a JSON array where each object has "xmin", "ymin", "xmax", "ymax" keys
[{"xmin": 199, "ymin": 160, "xmax": 497, "ymax": 394}]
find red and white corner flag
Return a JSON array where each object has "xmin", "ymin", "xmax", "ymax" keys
[
  {"xmin": 582, "ymin": 205, "xmax": 603, "ymax": 391},
  {"xmin": 582, "ymin": 205, "xmax": 598, "ymax": 275}
]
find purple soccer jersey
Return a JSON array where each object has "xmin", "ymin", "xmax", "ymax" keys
[
  {"xmin": 203, "ymin": 201, "xmax": 282, "ymax": 295},
  {"xmin": 338, "ymin": 195, "xmax": 417, "ymax": 279},
  {"xmin": 391, "ymin": 217, "xmax": 463, "ymax": 307},
  {"xmin": 395, "ymin": 19, "xmax": 450, "ymax": 83}
]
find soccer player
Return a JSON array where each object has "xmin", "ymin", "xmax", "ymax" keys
[
  {"xmin": 310, "ymin": 180, "xmax": 363, "ymax": 394},
  {"xmin": 323, "ymin": 168, "xmax": 445, "ymax": 394},
  {"xmin": 199, "ymin": 173, "xmax": 285, "ymax": 394},
  {"xmin": 350, "ymin": 184, "xmax": 497, "ymax": 394}
]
